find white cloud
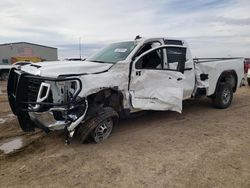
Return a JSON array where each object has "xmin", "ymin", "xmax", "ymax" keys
[{"xmin": 0, "ymin": 0, "xmax": 249, "ymax": 58}]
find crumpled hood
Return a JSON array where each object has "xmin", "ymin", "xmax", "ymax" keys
[{"xmin": 20, "ymin": 60, "xmax": 113, "ymax": 77}]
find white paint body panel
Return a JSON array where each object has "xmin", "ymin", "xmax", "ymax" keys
[
  {"xmin": 195, "ymin": 58, "xmax": 244, "ymax": 95},
  {"xmin": 21, "ymin": 60, "xmax": 113, "ymax": 77},
  {"xmin": 182, "ymin": 59, "xmax": 195, "ymax": 99}
]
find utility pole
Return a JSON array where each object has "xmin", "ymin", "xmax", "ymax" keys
[{"xmin": 79, "ymin": 37, "xmax": 82, "ymax": 59}]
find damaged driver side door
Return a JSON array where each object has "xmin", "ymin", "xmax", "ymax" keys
[{"xmin": 129, "ymin": 46, "xmax": 185, "ymax": 113}]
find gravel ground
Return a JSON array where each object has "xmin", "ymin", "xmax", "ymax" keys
[{"xmin": 0, "ymin": 81, "xmax": 250, "ymax": 188}]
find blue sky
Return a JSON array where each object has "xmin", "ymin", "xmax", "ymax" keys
[{"xmin": 0, "ymin": 0, "xmax": 249, "ymax": 59}]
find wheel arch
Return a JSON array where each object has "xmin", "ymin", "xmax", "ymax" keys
[{"xmin": 215, "ymin": 70, "xmax": 238, "ymax": 94}]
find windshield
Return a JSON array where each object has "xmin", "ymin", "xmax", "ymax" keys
[{"xmin": 87, "ymin": 41, "xmax": 137, "ymax": 64}]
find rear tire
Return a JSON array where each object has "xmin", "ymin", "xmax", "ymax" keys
[
  {"xmin": 247, "ymin": 78, "xmax": 250, "ymax": 86},
  {"xmin": 77, "ymin": 107, "xmax": 118, "ymax": 144},
  {"xmin": 213, "ymin": 83, "xmax": 233, "ymax": 109}
]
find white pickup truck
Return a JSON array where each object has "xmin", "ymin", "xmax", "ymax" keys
[{"xmin": 7, "ymin": 37, "xmax": 245, "ymax": 143}]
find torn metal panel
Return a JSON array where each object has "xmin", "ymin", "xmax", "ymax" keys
[
  {"xmin": 130, "ymin": 87, "xmax": 183, "ymax": 113},
  {"xmin": 78, "ymin": 62, "xmax": 131, "ymax": 108},
  {"xmin": 194, "ymin": 63, "xmax": 213, "ymax": 89}
]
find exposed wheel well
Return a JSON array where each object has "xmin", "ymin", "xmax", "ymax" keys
[{"xmin": 87, "ymin": 88, "xmax": 124, "ymax": 113}]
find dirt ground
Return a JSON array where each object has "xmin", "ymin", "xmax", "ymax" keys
[{"xmin": 0, "ymin": 81, "xmax": 250, "ymax": 188}]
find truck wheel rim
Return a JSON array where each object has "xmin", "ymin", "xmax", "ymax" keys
[
  {"xmin": 92, "ymin": 118, "xmax": 113, "ymax": 143},
  {"xmin": 222, "ymin": 88, "xmax": 231, "ymax": 104}
]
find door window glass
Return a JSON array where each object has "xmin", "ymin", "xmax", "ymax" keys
[
  {"xmin": 136, "ymin": 41, "xmax": 161, "ymax": 57},
  {"xmin": 135, "ymin": 49, "xmax": 163, "ymax": 69},
  {"xmin": 166, "ymin": 47, "xmax": 186, "ymax": 73}
]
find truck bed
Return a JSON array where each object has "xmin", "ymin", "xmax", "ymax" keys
[{"xmin": 194, "ymin": 58, "xmax": 244, "ymax": 96}]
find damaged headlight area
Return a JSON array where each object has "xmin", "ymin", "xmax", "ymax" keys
[
  {"xmin": 8, "ymin": 69, "xmax": 88, "ymax": 134},
  {"xmin": 53, "ymin": 80, "xmax": 81, "ymax": 105}
]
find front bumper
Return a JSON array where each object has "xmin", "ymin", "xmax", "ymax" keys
[
  {"xmin": 8, "ymin": 68, "xmax": 83, "ymax": 113},
  {"xmin": 7, "ymin": 68, "xmax": 87, "ymax": 134},
  {"xmin": 29, "ymin": 111, "xmax": 68, "ymax": 131}
]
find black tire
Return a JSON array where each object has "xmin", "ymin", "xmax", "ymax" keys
[
  {"xmin": 17, "ymin": 112, "xmax": 36, "ymax": 132},
  {"xmin": 77, "ymin": 107, "xmax": 118, "ymax": 144},
  {"xmin": 213, "ymin": 83, "xmax": 233, "ymax": 109},
  {"xmin": 247, "ymin": 78, "xmax": 250, "ymax": 86}
]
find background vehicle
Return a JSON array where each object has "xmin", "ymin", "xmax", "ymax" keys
[
  {"xmin": 7, "ymin": 37, "xmax": 245, "ymax": 144},
  {"xmin": 244, "ymin": 58, "xmax": 250, "ymax": 74},
  {"xmin": 0, "ymin": 64, "xmax": 12, "ymax": 80},
  {"xmin": 0, "ymin": 61, "xmax": 35, "ymax": 80},
  {"xmin": 244, "ymin": 58, "xmax": 250, "ymax": 86}
]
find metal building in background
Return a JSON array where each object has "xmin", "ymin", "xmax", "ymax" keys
[{"xmin": 0, "ymin": 42, "xmax": 58, "ymax": 64}]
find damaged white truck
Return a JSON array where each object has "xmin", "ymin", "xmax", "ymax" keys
[{"xmin": 7, "ymin": 37, "xmax": 245, "ymax": 143}]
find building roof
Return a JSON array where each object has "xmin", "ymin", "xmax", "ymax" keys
[{"xmin": 0, "ymin": 42, "xmax": 57, "ymax": 49}]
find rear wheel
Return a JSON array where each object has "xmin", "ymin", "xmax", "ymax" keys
[
  {"xmin": 213, "ymin": 83, "xmax": 233, "ymax": 109},
  {"xmin": 77, "ymin": 107, "xmax": 118, "ymax": 143},
  {"xmin": 248, "ymin": 78, "xmax": 250, "ymax": 86}
]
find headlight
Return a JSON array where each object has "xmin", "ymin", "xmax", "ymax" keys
[{"xmin": 56, "ymin": 80, "xmax": 81, "ymax": 103}]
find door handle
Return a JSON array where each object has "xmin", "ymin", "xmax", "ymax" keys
[
  {"xmin": 184, "ymin": 68, "xmax": 193, "ymax": 71},
  {"xmin": 136, "ymin": 71, "xmax": 141, "ymax": 76},
  {"xmin": 177, "ymin": 78, "xmax": 182, "ymax": 81}
]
